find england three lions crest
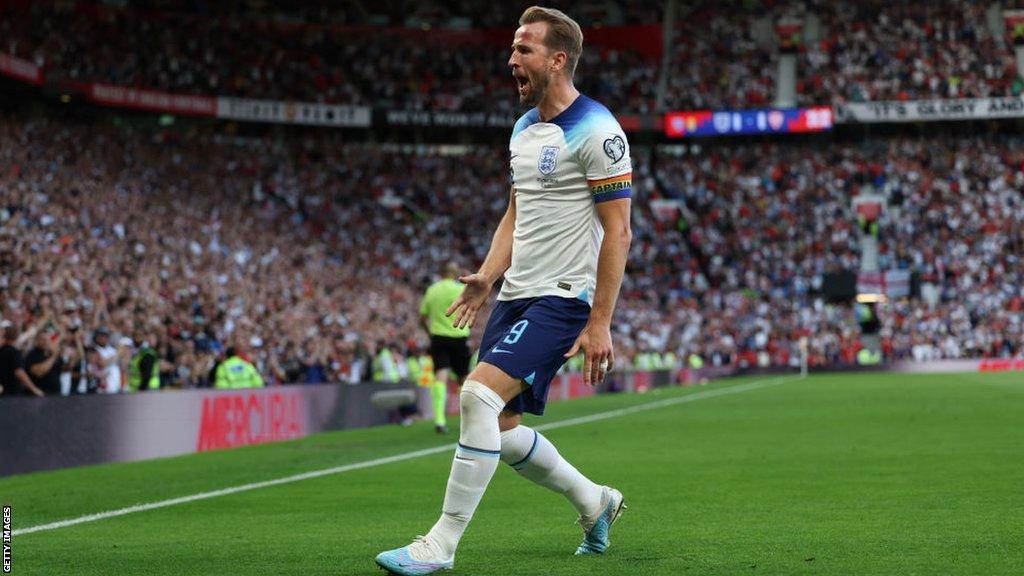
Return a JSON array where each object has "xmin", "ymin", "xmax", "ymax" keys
[{"xmin": 538, "ymin": 145, "xmax": 559, "ymax": 175}]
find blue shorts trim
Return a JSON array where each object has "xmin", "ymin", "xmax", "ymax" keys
[{"xmin": 478, "ymin": 296, "xmax": 590, "ymax": 416}]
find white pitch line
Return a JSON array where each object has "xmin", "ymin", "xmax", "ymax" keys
[
  {"xmin": 535, "ymin": 375, "xmax": 792, "ymax": 433},
  {"xmin": 13, "ymin": 375, "xmax": 794, "ymax": 537}
]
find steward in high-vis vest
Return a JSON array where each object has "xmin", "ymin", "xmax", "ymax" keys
[
  {"xmin": 857, "ymin": 347, "xmax": 882, "ymax": 365},
  {"xmin": 215, "ymin": 347, "xmax": 264, "ymax": 389},
  {"xmin": 418, "ymin": 353, "xmax": 448, "ymax": 432},
  {"xmin": 663, "ymin": 351, "xmax": 678, "ymax": 371},
  {"xmin": 405, "ymin": 346, "xmax": 448, "ymax": 434},
  {"xmin": 128, "ymin": 343, "xmax": 160, "ymax": 392},
  {"xmin": 415, "ymin": 354, "xmax": 436, "ymax": 388},
  {"xmin": 373, "ymin": 342, "xmax": 401, "ymax": 383},
  {"xmin": 634, "ymin": 351, "xmax": 654, "ymax": 371},
  {"xmin": 407, "ymin": 354, "xmax": 423, "ymax": 384}
]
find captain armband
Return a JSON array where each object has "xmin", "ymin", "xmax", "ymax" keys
[{"xmin": 588, "ymin": 173, "xmax": 632, "ymax": 203}]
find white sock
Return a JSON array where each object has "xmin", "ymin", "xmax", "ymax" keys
[
  {"xmin": 424, "ymin": 380, "xmax": 504, "ymax": 558},
  {"xmin": 499, "ymin": 425, "xmax": 604, "ymax": 519}
]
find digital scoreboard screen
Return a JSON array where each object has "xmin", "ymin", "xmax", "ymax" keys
[{"xmin": 664, "ymin": 106, "xmax": 833, "ymax": 137}]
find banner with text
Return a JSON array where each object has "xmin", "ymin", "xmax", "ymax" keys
[
  {"xmin": 384, "ymin": 109, "xmax": 519, "ymax": 128},
  {"xmin": 86, "ymin": 83, "xmax": 218, "ymax": 116},
  {"xmin": 384, "ymin": 108, "xmax": 655, "ymax": 131},
  {"xmin": 80, "ymin": 85, "xmax": 372, "ymax": 126},
  {"xmin": 835, "ymin": 97, "xmax": 1024, "ymax": 123},
  {"xmin": 218, "ymin": 98, "xmax": 371, "ymax": 128},
  {"xmin": 0, "ymin": 381, "xmax": 421, "ymax": 476},
  {"xmin": 0, "ymin": 53, "xmax": 42, "ymax": 85}
]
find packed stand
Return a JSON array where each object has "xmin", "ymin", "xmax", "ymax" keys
[
  {"xmin": 0, "ymin": 2, "xmax": 659, "ymax": 114},
  {"xmin": 120, "ymin": 0, "xmax": 661, "ymax": 28},
  {"xmin": 642, "ymin": 141, "xmax": 863, "ymax": 368},
  {"xmin": 7, "ymin": 1, "xmax": 1024, "ymax": 114},
  {"xmin": 876, "ymin": 136, "xmax": 1024, "ymax": 361},
  {"xmin": 650, "ymin": 137, "xmax": 1023, "ymax": 367},
  {"xmin": 800, "ymin": 0, "xmax": 1021, "ymax": 105},
  {"xmin": 662, "ymin": 0, "xmax": 1022, "ymax": 109},
  {"xmin": 0, "ymin": 118, "xmax": 511, "ymax": 394},
  {"xmin": 2, "ymin": 118, "xmax": 1022, "ymax": 395},
  {"xmin": 664, "ymin": 2, "xmax": 778, "ymax": 110}
]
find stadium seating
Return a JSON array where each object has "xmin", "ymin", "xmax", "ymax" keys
[
  {"xmin": 664, "ymin": 0, "xmax": 1021, "ymax": 109},
  {"xmin": 0, "ymin": 2, "xmax": 658, "ymax": 114},
  {"xmin": 1, "ymin": 1, "xmax": 1022, "ymax": 395},
  {"xmin": 6, "ymin": 0, "xmax": 1020, "ymax": 112},
  {"xmin": 800, "ymin": 0, "xmax": 1021, "ymax": 105},
  {"xmin": 1, "ymin": 115, "xmax": 1020, "ymax": 392}
]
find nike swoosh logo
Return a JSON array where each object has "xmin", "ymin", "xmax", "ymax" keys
[{"xmin": 491, "ymin": 348, "xmax": 514, "ymax": 355}]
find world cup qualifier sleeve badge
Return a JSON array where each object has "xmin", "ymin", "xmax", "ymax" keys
[
  {"xmin": 602, "ymin": 135, "xmax": 626, "ymax": 164},
  {"xmin": 538, "ymin": 145, "xmax": 559, "ymax": 175}
]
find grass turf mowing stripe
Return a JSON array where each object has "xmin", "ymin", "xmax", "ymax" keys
[{"xmin": 12, "ymin": 375, "xmax": 795, "ymax": 537}]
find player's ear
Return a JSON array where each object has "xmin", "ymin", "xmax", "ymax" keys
[{"xmin": 550, "ymin": 50, "xmax": 567, "ymax": 73}]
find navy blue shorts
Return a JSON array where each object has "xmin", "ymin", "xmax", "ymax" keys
[{"xmin": 478, "ymin": 296, "xmax": 590, "ymax": 415}]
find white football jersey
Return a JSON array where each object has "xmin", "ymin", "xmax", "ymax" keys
[{"xmin": 500, "ymin": 94, "xmax": 632, "ymax": 304}]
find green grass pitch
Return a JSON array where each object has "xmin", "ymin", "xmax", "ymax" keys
[{"xmin": 2, "ymin": 372, "xmax": 1022, "ymax": 575}]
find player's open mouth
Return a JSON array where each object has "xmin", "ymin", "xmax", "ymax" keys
[{"xmin": 515, "ymin": 74, "xmax": 530, "ymax": 94}]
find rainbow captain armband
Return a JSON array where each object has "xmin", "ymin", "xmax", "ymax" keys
[{"xmin": 588, "ymin": 172, "xmax": 633, "ymax": 203}]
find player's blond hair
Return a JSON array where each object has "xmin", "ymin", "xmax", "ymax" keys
[{"xmin": 519, "ymin": 6, "xmax": 584, "ymax": 77}]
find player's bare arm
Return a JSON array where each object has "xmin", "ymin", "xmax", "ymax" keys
[
  {"xmin": 446, "ymin": 187, "xmax": 516, "ymax": 329},
  {"xmin": 565, "ymin": 197, "xmax": 632, "ymax": 385}
]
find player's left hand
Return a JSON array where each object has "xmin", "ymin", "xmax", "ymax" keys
[
  {"xmin": 446, "ymin": 273, "xmax": 492, "ymax": 329},
  {"xmin": 565, "ymin": 323, "xmax": 614, "ymax": 386}
]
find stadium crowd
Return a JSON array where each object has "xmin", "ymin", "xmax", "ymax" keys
[
  {"xmin": 1, "ymin": 114, "xmax": 1020, "ymax": 395},
  {"xmin": 664, "ymin": 3, "xmax": 778, "ymax": 111},
  {"xmin": 0, "ymin": 1, "xmax": 659, "ymax": 114},
  {"xmin": 800, "ymin": 0, "xmax": 1022, "ymax": 105},
  {"xmin": 648, "ymin": 136, "xmax": 1022, "ymax": 367},
  {"xmin": 4, "ymin": 1, "xmax": 1023, "ymax": 114},
  {"xmin": 664, "ymin": 0, "xmax": 1023, "ymax": 109},
  {"xmin": 111, "ymin": 0, "xmax": 662, "ymax": 28}
]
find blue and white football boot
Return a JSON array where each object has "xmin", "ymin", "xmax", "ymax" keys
[
  {"xmin": 575, "ymin": 486, "xmax": 626, "ymax": 555},
  {"xmin": 375, "ymin": 536, "xmax": 454, "ymax": 575}
]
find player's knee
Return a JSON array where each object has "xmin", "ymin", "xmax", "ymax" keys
[
  {"xmin": 459, "ymin": 381, "xmax": 506, "ymax": 445},
  {"xmin": 498, "ymin": 410, "xmax": 522, "ymax": 432},
  {"xmin": 459, "ymin": 380, "xmax": 505, "ymax": 420}
]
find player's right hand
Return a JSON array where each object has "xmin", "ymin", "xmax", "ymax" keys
[
  {"xmin": 565, "ymin": 322, "xmax": 614, "ymax": 386},
  {"xmin": 446, "ymin": 273, "xmax": 492, "ymax": 329}
]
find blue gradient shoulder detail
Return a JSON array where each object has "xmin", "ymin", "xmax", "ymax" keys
[
  {"xmin": 550, "ymin": 95, "xmax": 620, "ymax": 154},
  {"xmin": 511, "ymin": 108, "xmax": 541, "ymax": 143}
]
